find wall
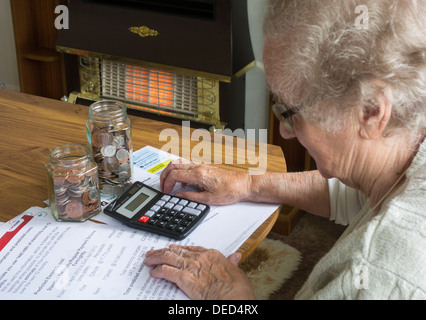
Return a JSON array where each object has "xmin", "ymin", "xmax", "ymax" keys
[
  {"xmin": 245, "ymin": 0, "xmax": 269, "ymax": 139},
  {"xmin": 0, "ymin": 0, "xmax": 20, "ymax": 91}
]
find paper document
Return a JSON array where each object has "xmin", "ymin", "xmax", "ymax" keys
[{"xmin": 0, "ymin": 146, "xmax": 279, "ymax": 300}]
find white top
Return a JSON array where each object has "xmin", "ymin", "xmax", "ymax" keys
[{"xmin": 295, "ymin": 140, "xmax": 426, "ymax": 299}]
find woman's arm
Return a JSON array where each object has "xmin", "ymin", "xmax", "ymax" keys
[
  {"xmin": 160, "ymin": 160, "xmax": 331, "ymax": 218},
  {"xmin": 250, "ymin": 170, "xmax": 331, "ymax": 218}
]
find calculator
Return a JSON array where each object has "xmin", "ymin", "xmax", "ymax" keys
[{"xmin": 103, "ymin": 181, "xmax": 210, "ymax": 239}]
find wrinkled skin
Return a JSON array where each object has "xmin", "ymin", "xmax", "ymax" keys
[
  {"xmin": 160, "ymin": 159, "xmax": 253, "ymax": 206},
  {"xmin": 144, "ymin": 244, "xmax": 255, "ymax": 300}
]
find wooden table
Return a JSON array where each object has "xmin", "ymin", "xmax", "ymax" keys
[{"xmin": 0, "ymin": 89, "xmax": 286, "ymax": 261}]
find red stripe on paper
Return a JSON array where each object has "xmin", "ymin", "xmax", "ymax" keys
[{"xmin": 0, "ymin": 215, "xmax": 34, "ymax": 252}]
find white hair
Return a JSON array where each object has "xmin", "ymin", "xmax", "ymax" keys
[{"xmin": 264, "ymin": 0, "xmax": 426, "ymax": 136}]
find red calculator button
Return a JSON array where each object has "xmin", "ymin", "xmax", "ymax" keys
[{"xmin": 138, "ymin": 216, "xmax": 149, "ymax": 223}]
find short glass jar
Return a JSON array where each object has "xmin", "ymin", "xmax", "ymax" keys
[
  {"xmin": 46, "ymin": 144, "xmax": 101, "ymax": 222},
  {"xmin": 86, "ymin": 100, "xmax": 133, "ymax": 196}
]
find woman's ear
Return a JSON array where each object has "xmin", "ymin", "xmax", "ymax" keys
[{"xmin": 358, "ymin": 92, "xmax": 392, "ymax": 139}]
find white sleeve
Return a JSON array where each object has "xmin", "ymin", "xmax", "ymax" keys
[{"xmin": 328, "ymin": 178, "xmax": 367, "ymax": 226}]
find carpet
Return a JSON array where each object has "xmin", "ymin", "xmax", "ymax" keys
[{"xmin": 240, "ymin": 238, "xmax": 302, "ymax": 300}]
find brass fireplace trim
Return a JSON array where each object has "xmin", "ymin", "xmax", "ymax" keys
[
  {"xmin": 68, "ymin": 55, "xmax": 226, "ymax": 130},
  {"xmin": 67, "ymin": 91, "xmax": 225, "ymax": 130},
  {"xmin": 129, "ymin": 26, "xmax": 159, "ymax": 38},
  {"xmin": 56, "ymin": 45, "xmax": 255, "ymax": 83}
]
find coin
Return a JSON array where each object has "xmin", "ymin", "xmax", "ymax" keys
[
  {"xmin": 68, "ymin": 185, "xmax": 88, "ymax": 197},
  {"xmin": 55, "ymin": 193, "xmax": 70, "ymax": 206},
  {"xmin": 116, "ymin": 148, "xmax": 129, "ymax": 163},
  {"xmin": 66, "ymin": 172, "xmax": 84, "ymax": 184},
  {"xmin": 54, "ymin": 186, "xmax": 68, "ymax": 197},
  {"xmin": 118, "ymin": 162, "xmax": 130, "ymax": 172},
  {"xmin": 101, "ymin": 156, "xmax": 120, "ymax": 172},
  {"xmin": 52, "ymin": 167, "xmax": 67, "ymax": 185},
  {"xmin": 88, "ymin": 187, "xmax": 98, "ymax": 201},
  {"xmin": 90, "ymin": 126, "xmax": 132, "ymax": 196},
  {"xmin": 113, "ymin": 135, "xmax": 125, "ymax": 148},
  {"xmin": 91, "ymin": 131, "xmax": 114, "ymax": 148},
  {"xmin": 65, "ymin": 200, "xmax": 85, "ymax": 219},
  {"xmin": 118, "ymin": 171, "xmax": 130, "ymax": 183},
  {"xmin": 101, "ymin": 145, "xmax": 116, "ymax": 157}
]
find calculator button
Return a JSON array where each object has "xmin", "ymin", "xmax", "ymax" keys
[
  {"xmin": 162, "ymin": 215, "xmax": 172, "ymax": 221},
  {"xmin": 173, "ymin": 204, "xmax": 183, "ymax": 211},
  {"xmin": 172, "ymin": 217, "xmax": 182, "ymax": 224},
  {"xmin": 156, "ymin": 200, "xmax": 166, "ymax": 207},
  {"xmin": 182, "ymin": 207, "xmax": 201, "ymax": 216},
  {"xmin": 145, "ymin": 210, "xmax": 155, "ymax": 217},
  {"xmin": 178, "ymin": 199, "xmax": 188, "ymax": 206},
  {"xmin": 169, "ymin": 209, "xmax": 179, "ymax": 216},
  {"xmin": 182, "ymin": 220, "xmax": 192, "ymax": 227},
  {"xmin": 157, "ymin": 220, "xmax": 167, "ymax": 228},
  {"xmin": 176, "ymin": 226, "xmax": 186, "ymax": 233},
  {"xmin": 188, "ymin": 202, "xmax": 198, "ymax": 208},
  {"xmin": 169, "ymin": 197, "xmax": 179, "ymax": 203},
  {"xmin": 177, "ymin": 212, "xmax": 186, "ymax": 219},
  {"xmin": 148, "ymin": 218, "xmax": 157, "ymax": 225},
  {"xmin": 151, "ymin": 205, "xmax": 161, "ymax": 212},
  {"xmin": 138, "ymin": 216, "xmax": 149, "ymax": 223},
  {"xmin": 161, "ymin": 195, "xmax": 171, "ymax": 201},
  {"xmin": 166, "ymin": 223, "xmax": 177, "ymax": 230},
  {"xmin": 164, "ymin": 202, "xmax": 174, "ymax": 209},
  {"xmin": 153, "ymin": 213, "xmax": 162, "ymax": 219},
  {"xmin": 197, "ymin": 204, "xmax": 206, "ymax": 211},
  {"xmin": 159, "ymin": 207, "xmax": 169, "ymax": 214},
  {"xmin": 186, "ymin": 214, "xmax": 196, "ymax": 221}
]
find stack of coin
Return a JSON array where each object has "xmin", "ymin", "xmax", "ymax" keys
[
  {"xmin": 51, "ymin": 165, "xmax": 100, "ymax": 221},
  {"xmin": 89, "ymin": 126, "xmax": 132, "ymax": 196}
]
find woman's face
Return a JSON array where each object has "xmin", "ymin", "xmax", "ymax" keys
[
  {"xmin": 264, "ymin": 38, "xmax": 357, "ymax": 181},
  {"xmin": 283, "ymin": 114, "xmax": 355, "ymax": 180}
]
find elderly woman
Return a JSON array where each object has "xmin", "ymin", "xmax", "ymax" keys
[{"xmin": 144, "ymin": 0, "xmax": 426, "ymax": 299}]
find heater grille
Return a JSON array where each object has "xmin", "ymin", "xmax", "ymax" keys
[
  {"xmin": 76, "ymin": 57, "xmax": 222, "ymax": 128},
  {"xmin": 102, "ymin": 60, "xmax": 202, "ymax": 115}
]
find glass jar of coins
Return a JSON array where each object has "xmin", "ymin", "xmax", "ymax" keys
[
  {"xmin": 46, "ymin": 144, "xmax": 101, "ymax": 222},
  {"xmin": 86, "ymin": 100, "xmax": 133, "ymax": 196}
]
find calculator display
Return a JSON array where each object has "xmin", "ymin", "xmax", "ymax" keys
[
  {"xmin": 125, "ymin": 192, "xmax": 149, "ymax": 212},
  {"xmin": 116, "ymin": 186, "xmax": 158, "ymax": 218}
]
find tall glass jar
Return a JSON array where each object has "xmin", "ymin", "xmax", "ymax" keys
[
  {"xmin": 46, "ymin": 144, "xmax": 101, "ymax": 222},
  {"xmin": 86, "ymin": 100, "xmax": 133, "ymax": 196}
]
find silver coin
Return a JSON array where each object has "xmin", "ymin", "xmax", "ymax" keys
[
  {"xmin": 113, "ymin": 135, "xmax": 125, "ymax": 148},
  {"xmin": 55, "ymin": 194, "xmax": 70, "ymax": 206},
  {"xmin": 118, "ymin": 162, "xmax": 130, "ymax": 172},
  {"xmin": 54, "ymin": 186, "xmax": 68, "ymax": 195},
  {"xmin": 68, "ymin": 185, "xmax": 89, "ymax": 197},
  {"xmin": 89, "ymin": 187, "xmax": 98, "ymax": 200},
  {"xmin": 101, "ymin": 157, "xmax": 120, "ymax": 172},
  {"xmin": 101, "ymin": 184, "xmax": 115, "ymax": 195},
  {"xmin": 116, "ymin": 148, "xmax": 129, "ymax": 162},
  {"xmin": 118, "ymin": 171, "xmax": 130, "ymax": 183},
  {"xmin": 101, "ymin": 184, "xmax": 123, "ymax": 196},
  {"xmin": 101, "ymin": 145, "xmax": 117, "ymax": 157}
]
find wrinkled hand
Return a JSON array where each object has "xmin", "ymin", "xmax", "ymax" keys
[
  {"xmin": 144, "ymin": 245, "xmax": 255, "ymax": 300},
  {"xmin": 160, "ymin": 160, "xmax": 253, "ymax": 205}
]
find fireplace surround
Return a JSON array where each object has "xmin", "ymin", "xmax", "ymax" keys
[{"xmin": 56, "ymin": 0, "xmax": 259, "ymax": 131}]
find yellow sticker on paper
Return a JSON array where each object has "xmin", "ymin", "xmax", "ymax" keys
[{"xmin": 147, "ymin": 159, "xmax": 172, "ymax": 174}]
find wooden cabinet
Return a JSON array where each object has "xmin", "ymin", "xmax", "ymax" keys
[{"xmin": 10, "ymin": 0, "xmax": 67, "ymax": 99}]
